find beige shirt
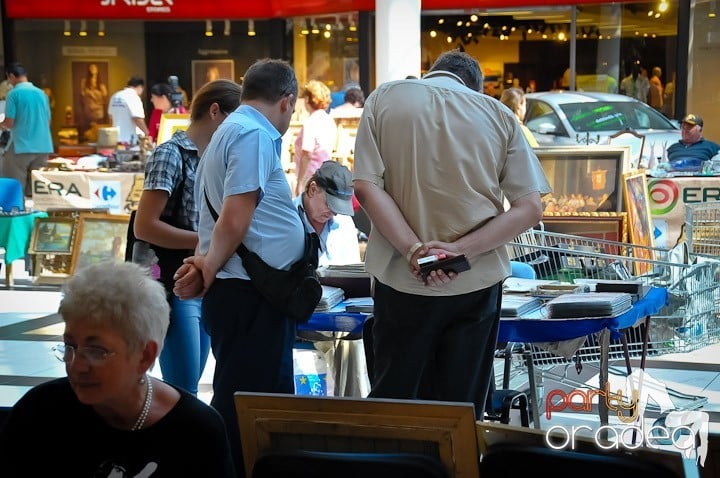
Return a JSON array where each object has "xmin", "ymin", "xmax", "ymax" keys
[{"xmin": 353, "ymin": 71, "xmax": 551, "ymax": 295}]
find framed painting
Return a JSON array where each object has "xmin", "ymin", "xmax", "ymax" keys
[
  {"xmin": 71, "ymin": 213, "xmax": 130, "ymax": 274},
  {"xmin": 191, "ymin": 59, "xmax": 234, "ymax": 96},
  {"xmin": 157, "ymin": 113, "xmax": 191, "ymax": 145},
  {"xmin": 71, "ymin": 61, "xmax": 110, "ymax": 142},
  {"xmin": 535, "ymin": 146, "xmax": 632, "ymax": 214},
  {"xmin": 542, "ymin": 212, "xmax": 628, "ymax": 246},
  {"xmin": 29, "ymin": 217, "xmax": 76, "ymax": 254},
  {"xmin": 623, "ymin": 171, "xmax": 654, "ymax": 274}
]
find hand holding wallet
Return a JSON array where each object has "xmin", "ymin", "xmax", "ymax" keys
[{"xmin": 419, "ymin": 254, "xmax": 471, "ymax": 283}]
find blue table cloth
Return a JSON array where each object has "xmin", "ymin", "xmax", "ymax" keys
[
  {"xmin": 497, "ymin": 286, "xmax": 668, "ymax": 343},
  {"xmin": 304, "ymin": 288, "xmax": 668, "ymax": 344}
]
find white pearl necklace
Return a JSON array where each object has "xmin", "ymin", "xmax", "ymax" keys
[{"xmin": 131, "ymin": 375, "xmax": 153, "ymax": 431}]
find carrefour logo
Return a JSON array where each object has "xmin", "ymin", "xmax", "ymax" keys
[
  {"xmin": 94, "ymin": 185, "xmax": 117, "ymax": 201},
  {"xmin": 648, "ymin": 179, "xmax": 679, "ymax": 215}
]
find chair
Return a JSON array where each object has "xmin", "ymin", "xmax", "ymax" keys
[
  {"xmin": 510, "ymin": 260, "xmax": 537, "ymax": 280},
  {"xmin": 234, "ymin": 392, "xmax": 480, "ymax": 478},
  {"xmin": 251, "ymin": 450, "xmax": 449, "ymax": 478},
  {"xmin": 477, "ymin": 421, "xmax": 684, "ymax": 478},
  {"xmin": 0, "ymin": 178, "xmax": 24, "ymax": 212}
]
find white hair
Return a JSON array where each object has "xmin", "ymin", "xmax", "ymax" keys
[{"xmin": 59, "ymin": 262, "xmax": 169, "ymax": 355}]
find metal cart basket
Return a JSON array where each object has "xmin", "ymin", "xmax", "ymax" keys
[
  {"xmin": 505, "ymin": 228, "xmax": 720, "ymax": 421},
  {"xmin": 686, "ymin": 202, "xmax": 720, "ymax": 257}
]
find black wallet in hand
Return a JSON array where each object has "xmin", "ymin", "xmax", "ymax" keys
[{"xmin": 419, "ymin": 254, "xmax": 471, "ymax": 283}]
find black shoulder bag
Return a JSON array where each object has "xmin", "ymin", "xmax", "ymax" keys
[
  {"xmin": 126, "ymin": 150, "xmax": 194, "ymax": 298},
  {"xmin": 203, "ymin": 190, "xmax": 322, "ymax": 323}
]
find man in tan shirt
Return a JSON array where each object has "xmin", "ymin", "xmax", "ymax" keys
[{"xmin": 353, "ymin": 50, "xmax": 550, "ymax": 415}]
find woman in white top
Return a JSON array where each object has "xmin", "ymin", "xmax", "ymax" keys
[{"xmin": 294, "ymin": 80, "xmax": 337, "ymax": 196}]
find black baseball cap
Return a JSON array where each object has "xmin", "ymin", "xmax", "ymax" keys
[{"xmin": 314, "ymin": 161, "xmax": 354, "ymax": 216}]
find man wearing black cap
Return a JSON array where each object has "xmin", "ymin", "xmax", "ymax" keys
[
  {"xmin": 294, "ymin": 161, "xmax": 360, "ymax": 267},
  {"xmin": 667, "ymin": 113, "xmax": 720, "ymax": 164}
]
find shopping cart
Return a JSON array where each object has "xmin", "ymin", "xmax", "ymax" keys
[
  {"xmin": 504, "ymin": 228, "xmax": 720, "ymax": 421},
  {"xmin": 686, "ymin": 202, "xmax": 720, "ymax": 257}
]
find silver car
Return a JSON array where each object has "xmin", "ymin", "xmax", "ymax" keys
[{"xmin": 524, "ymin": 91, "xmax": 681, "ymax": 167}]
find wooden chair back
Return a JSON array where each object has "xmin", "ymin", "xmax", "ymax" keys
[{"xmin": 234, "ymin": 392, "xmax": 480, "ymax": 478}]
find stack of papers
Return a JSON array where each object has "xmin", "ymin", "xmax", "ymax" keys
[
  {"xmin": 314, "ymin": 285, "xmax": 345, "ymax": 312},
  {"xmin": 343, "ymin": 297, "xmax": 374, "ymax": 313},
  {"xmin": 547, "ymin": 292, "xmax": 633, "ymax": 319},
  {"xmin": 501, "ymin": 295, "xmax": 543, "ymax": 317},
  {"xmin": 318, "ymin": 263, "xmax": 368, "ymax": 278}
]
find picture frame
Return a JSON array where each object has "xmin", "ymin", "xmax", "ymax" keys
[
  {"xmin": 71, "ymin": 213, "xmax": 130, "ymax": 274},
  {"xmin": 623, "ymin": 171, "xmax": 654, "ymax": 274},
  {"xmin": 157, "ymin": 113, "xmax": 191, "ymax": 145},
  {"xmin": 542, "ymin": 212, "xmax": 628, "ymax": 245},
  {"xmin": 535, "ymin": 145, "xmax": 632, "ymax": 214},
  {"xmin": 191, "ymin": 59, "xmax": 235, "ymax": 97},
  {"xmin": 71, "ymin": 60, "xmax": 110, "ymax": 142},
  {"xmin": 29, "ymin": 216, "xmax": 76, "ymax": 254}
]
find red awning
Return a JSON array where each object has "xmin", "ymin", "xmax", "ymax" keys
[
  {"xmin": 3, "ymin": 0, "xmax": 373, "ymax": 20},
  {"xmin": 5, "ymin": 0, "xmax": 635, "ymax": 20}
]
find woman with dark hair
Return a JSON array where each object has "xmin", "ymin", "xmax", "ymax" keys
[
  {"xmin": 133, "ymin": 79, "xmax": 242, "ymax": 397},
  {"xmin": 147, "ymin": 82, "xmax": 188, "ymax": 143}
]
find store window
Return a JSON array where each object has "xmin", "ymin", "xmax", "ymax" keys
[
  {"xmin": 290, "ymin": 13, "xmax": 360, "ymax": 111},
  {"xmin": 420, "ymin": 2, "xmax": 678, "ymax": 117}
]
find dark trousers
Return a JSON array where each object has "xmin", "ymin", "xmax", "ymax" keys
[
  {"xmin": 202, "ymin": 278, "xmax": 296, "ymax": 478},
  {"xmin": 368, "ymin": 280, "xmax": 502, "ymax": 416}
]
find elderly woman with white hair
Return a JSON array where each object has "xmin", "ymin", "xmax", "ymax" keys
[{"xmin": 0, "ymin": 262, "xmax": 235, "ymax": 477}]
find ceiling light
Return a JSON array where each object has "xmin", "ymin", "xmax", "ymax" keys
[
  {"xmin": 438, "ymin": 18, "xmax": 445, "ymax": 24},
  {"xmin": 247, "ymin": 19, "xmax": 256, "ymax": 37},
  {"xmin": 205, "ymin": 20, "xmax": 213, "ymax": 37},
  {"xmin": 323, "ymin": 30, "xmax": 331, "ymax": 39},
  {"xmin": 224, "ymin": 19, "xmax": 231, "ymax": 36},
  {"xmin": 64, "ymin": 20, "xmax": 71, "ymax": 37},
  {"xmin": 446, "ymin": 36, "xmax": 453, "ymax": 43},
  {"xmin": 79, "ymin": 20, "xmax": 87, "ymax": 37},
  {"xmin": 430, "ymin": 30, "xmax": 437, "ymax": 38},
  {"xmin": 98, "ymin": 20, "xmax": 105, "ymax": 37},
  {"xmin": 348, "ymin": 15, "xmax": 357, "ymax": 32},
  {"xmin": 311, "ymin": 20, "xmax": 320, "ymax": 34},
  {"xmin": 658, "ymin": 1, "xmax": 669, "ymax": 13},
  {"xmin": 301, "ymin": 19, "xmax": 310, "ymax": 35},
  {"xmin": 470, "ymin": 14, "xmax": 478, "ymax": 22}
]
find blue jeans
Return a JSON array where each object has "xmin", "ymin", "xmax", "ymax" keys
[{"xmin": 159, "ymin": 296, "xmax": 210, "ymax": 395}]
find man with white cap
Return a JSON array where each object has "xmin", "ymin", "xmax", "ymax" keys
[
  {"xmin": 667, "ymin": 113, "xmax": 720, "ymax": 164},
  {"xmin": 294, "ymin": 160, "xmax": 360, "ymax": 266}
]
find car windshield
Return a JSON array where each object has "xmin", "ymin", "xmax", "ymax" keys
[{"xmin": 559, "ymin": 102, "xmax": 675, "ymax": 132}]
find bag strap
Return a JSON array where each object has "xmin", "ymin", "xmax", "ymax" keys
[
  {"xmin": 203, "ymin": 189, "xmax": 318, "ymax": 264},
  {"xmin": 203, "ymin": 188, "xmax": 251, "ymax": 259}
]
